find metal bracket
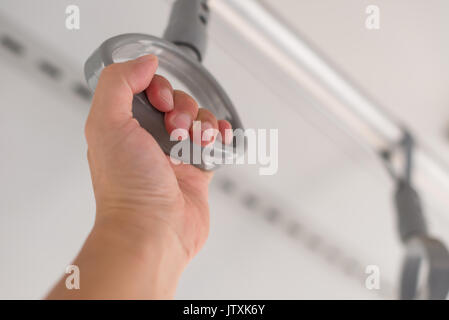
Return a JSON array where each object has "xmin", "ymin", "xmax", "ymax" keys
[
  {"xmin": 381, "ymin": 132, "xmax": 427, "ymax": 242},
  {"xmin": 163, "ymin": 0, "xmax": 209, "ymax": 62}
]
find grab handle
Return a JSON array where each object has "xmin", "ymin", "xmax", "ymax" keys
[{"xmin": 84, "ymin": 34, "xmax": 245, "ymax": 170}]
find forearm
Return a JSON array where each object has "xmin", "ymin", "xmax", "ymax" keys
[{"xmin": 46, "ymin": 213, "xmax": 188, "ymax": 300}]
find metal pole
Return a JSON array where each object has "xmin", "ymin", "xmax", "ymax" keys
[{"xmin": 211, "ymin": 0, "xmax": 449, "ymax": 199}]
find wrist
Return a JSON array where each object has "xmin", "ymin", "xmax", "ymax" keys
[{"xmin": 89, "ymin": 211, "xmax": 189, "ymax": 299}]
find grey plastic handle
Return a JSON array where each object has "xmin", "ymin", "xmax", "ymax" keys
[
  {"xmin": 84, "ymin": 34, "xmax": 245, "ymax": 170},
  {"xmin": 400, "ymin": 236, "xmax": 449, "ymax": 299},
  {"xmin": 395, "ymin": 182, "xmax": 449, "ymax": 299}
]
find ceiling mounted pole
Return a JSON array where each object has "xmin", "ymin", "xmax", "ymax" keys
[{"xmin": 211, "ymin": 0, "xmax": 449, "ymax": 203}]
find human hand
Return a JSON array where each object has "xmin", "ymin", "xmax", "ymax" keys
[
  {"xmin": 85, "ymin": 54, "xmax": 232, "ymax": 262},
  {"xmin": 41, "ymin": 55, "xmax": 236, "ymax": 299}
]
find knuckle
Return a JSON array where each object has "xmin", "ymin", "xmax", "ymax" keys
[
  {"xmin": 99, "ymin": 63, "xmax": 120, "ymax": 81},
  {"xmin": 199, "ymin": 108, "xmax": 216, "ymax": 120},
  {"xmin": 153, "ymin": 74, "xmax": 167, "ymax": 83},
  {"xmin": 174, "ymin": 90, "xmax": 198, "ymax": 106}
]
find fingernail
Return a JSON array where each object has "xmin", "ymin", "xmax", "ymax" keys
[
  {"xmin": 160, "ymin": 87, "xmax": 174, "ymax": 110},
  {"xmin": 220, "ymin": 130, "xmax": 233, "ymax": 145},
  {"xmin": 135, "ymin": 54, "xmax": 157, "ymax": 64},
  {"xmin": 201, "ymin": 121, "xmax": 216, "ymax": 142},
  {"xmin": 201, "ymin": 121, "xmax": 214, "ymax": 131},
  {"xmin": 171, "ymin": 113, "xmax": 192, "ymax": 131}
]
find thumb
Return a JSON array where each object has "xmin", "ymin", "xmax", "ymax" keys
[{"xmin": 88, "ymin": 55, "xmax": 158, "ymax": 131}]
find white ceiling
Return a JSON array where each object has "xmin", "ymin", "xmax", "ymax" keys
[{"xmin": 1, "ymin": 0, "xmax": 449, "ymax": 299}]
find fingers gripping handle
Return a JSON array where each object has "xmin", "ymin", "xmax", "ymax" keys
[{"xmin": 84, "ymin": 34, "xmax": 245, "ymax": 171}]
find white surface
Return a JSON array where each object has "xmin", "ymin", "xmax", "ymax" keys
[{"xmin": 1, "ymin": 0, "xmax": 448, "ymax": 299}]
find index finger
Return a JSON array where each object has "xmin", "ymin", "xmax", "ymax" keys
[{"xmin": 88, "ymin": 55, "xmax": 159, "ymax": 130}]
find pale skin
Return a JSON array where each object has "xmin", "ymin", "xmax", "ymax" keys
[{"xmin": 46, "ymin": 55, "xmax": 232, "ymax": 299}]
